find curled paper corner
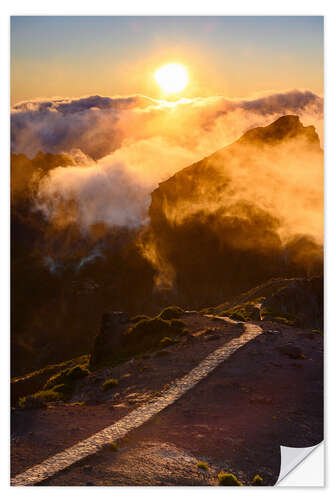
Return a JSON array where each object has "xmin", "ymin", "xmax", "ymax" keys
[{"xmin": 277, "ymin": 442, "xmax": 324, "ymax": 486}]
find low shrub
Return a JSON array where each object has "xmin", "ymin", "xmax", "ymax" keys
[
  {"xmin": 158, "ymin": 306, "xmax": 184, "ymax": 320},
  {"xmin": 203, "ymin": 307, "xmax": 217, "ymax": 315},
  {"xmin": 220, "ymin": 304, "xmax": 260, "ymax": 322},
  {"xmin": 102, "ymin": 378, "xmax": 119, "ymax": 391},
  {"xmin": 160, "ymin": 336, "xmax": 181, "ymax": 347},
  {"xmin": 44, "ymin": 364, "xmax": 90, "ymax": 391},
  {"xmin": 127, "ymin": 317, "xmax": 172, "ymax": 350},
  {"xmin": 260, "ymin": 307, "xmax": 296, "ymax": 326},
  {"xmin": 109, "ymin": 442, "xmax": 118, "ymax": 452},
  {"xmin": 196, "ymin": 461, "xmax": 209, "ymax": 471},
  {"xmin": 218, "ymin": 473, "xmax": 242, "ymax": 486},
  {"xmin": 125, "ymin": 315, "xmax": 186, "ymax": 355},
  {"xmin": 42, "ymin": 364, "xmax": 90, "ymax": 402},
  {"xmin": 160, "ymin": 336, "xmax": 175, "ymax": 347},
  {"xmin": 130, "ymin": 314, "xmax": 151, "ymax": 323},
  {"xmin": 19, "ymin": 388, "xmax": 63, "ymax": 409},
  {"xmin": 170, "ymin": 319, "xmax": 187, "ymax": 333},
  {"xmin": 252, "ymin": 474, "xmax": 263, "ymax": 485}
]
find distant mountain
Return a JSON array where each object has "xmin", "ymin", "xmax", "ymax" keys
[
  {"xmin": 150, "ymin": 115, "xmax": 321, "ymax": 223},
  {"xmin": 146, "ymin": 115, "xmax": 323, "ymax": 305}
]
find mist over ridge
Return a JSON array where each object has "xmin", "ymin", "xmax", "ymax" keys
[
  {"xmin": 11, "ymin": 95, "xmax": 323, "ymax": 374},
  {"xmin": 11, "ymin": 89, "xmax": 323, "ymax": 233}
]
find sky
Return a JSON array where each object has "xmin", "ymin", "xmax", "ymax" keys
[{"xmin": 10, "ymin": 16, "xmax": 323, "ymax": 105}]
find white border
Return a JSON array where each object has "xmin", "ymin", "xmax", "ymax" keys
[
  {"xmin": 1, "ymin": 1, "xmax": 332, "ymax": 497},
  {"xmin": 278, "ymin": 443, "xmax": 325, "ymax": 486}
]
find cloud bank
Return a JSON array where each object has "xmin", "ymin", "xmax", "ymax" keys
[
  {"xmin": 12, "ymin": 89, "xmax": 323, "ymax": 231},
  {"xmin": 12, "ymin": 89, "xmax": 323, "ymax": 159}
]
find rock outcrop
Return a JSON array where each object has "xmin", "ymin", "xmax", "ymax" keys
[
  {"xmin": 90, "ymin": 312, "xmax": 130, "ymax": 367},
  {"xmin": 261, "ymin": 275, "xmax": 323, "ymax": 330},
  {"xmin": 145, "ymin": 115, "xmax": 323, "ymax": 305}
]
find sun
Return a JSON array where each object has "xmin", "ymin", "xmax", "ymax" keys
[{"xmin": 154, "ymin": 63, "xmax": 189, "ymax": 94}]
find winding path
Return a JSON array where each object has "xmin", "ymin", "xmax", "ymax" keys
[{"xmin": 12, "ymin": 320, "xmax": 262, "ymax": 486}]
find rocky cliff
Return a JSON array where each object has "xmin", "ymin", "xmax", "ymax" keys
[{"xmin": 145, "ymin": 115, "xmax": 323, "ymax": 305}]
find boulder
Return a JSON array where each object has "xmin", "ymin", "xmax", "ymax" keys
[{"xmin": 90, "ymin": 312, "xmax": 130, "ymax": 367}]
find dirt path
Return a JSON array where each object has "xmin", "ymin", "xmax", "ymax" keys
[
  {"xmin": 42, "ymin": 322, "xmax": 322, "ymax": 486},
  {"xmin": 11, "ymin": 320, "xmax": 262, "ymax": 486},
  {"xmin": 11, "ymin": 314, "xmax": 242, "ymax": 476}
]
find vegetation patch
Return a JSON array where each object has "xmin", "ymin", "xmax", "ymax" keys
[
  {"xmin": 252, "ymin": 474, "xmax": 263, "ymax": 485},
  {"xmin": 260, "ymin": 307, "xmax": 297, "ymax": 325},
  {"xmin": 170, "ymin": 319, "xmax": 187, "ymax": 333},
  {"xmin": 218, "ymin": 472, "xmax": 242, "ymax": 486},
  {"xmin": 102, "ymin": 378, "xmax": 119, "ymax": 391},
  {"xmin": 200, "ymin": 306, "xmax": 217, "ymax": 315},
  {"xmin": 19, "ymin": 388, "xmax": 63, "ymax": 409},
  {"xmin": 196, "ymin": 461, "xmax": 209, "ymax": 471},
  {"xmin": 96, "ymin": 309, "xmax": 188, "ymax": 367},
  {"xmin": 125, "ymin": 314, "xmax": 187, "ymax": 356},
  {"xmin": 109, "ymin": 442, "xmax": 118, "ymax": 452},
  {"xmin": 11, "ymin": 355, "xmax": 90, "ymax": 406},
  {"xmin": 158, "ymin": 305, "xmax": 184, "ymax": 320},
  {"xmin": 44, "ymin": 364, "xmax": 90, "ymax": 390},
  {"xmin": 130, "ymin": 314, "xmax": 151, "ymax": 323},
  {"xmin": 41, "ymin": 363, "xmax": 90, "ymax": 402},
  {"xmin": 219, "ymin": 303, "xmax": 260, "ymax": 322},
  {"xmin": 160, "ymin": 336, "xmax": 179, "ymax": 347}
]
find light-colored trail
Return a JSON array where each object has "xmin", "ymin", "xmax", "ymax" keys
[{"xmin": 12, "ymin": 320, "xmax": 262, "ymax": 486}]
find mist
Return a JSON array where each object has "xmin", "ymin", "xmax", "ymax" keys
[
  {"xmin": 14, "ymin": 89, "xmax": 321, "ymax": 235},
  {"xmin": 10, "ymin": 94, "xmax": 324, "ymax": 374},
  {"xmin": 140, "ymin": 115, "xmax": 323, "ymax": 295}
]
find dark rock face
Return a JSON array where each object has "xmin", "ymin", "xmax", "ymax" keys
[
  {"xmin": 237, "ymin": 115, "xmax": 320, "ymax": 147},
  {"xmin": 145, "ymin": 115, "xmax": 323, "ymax": 306},
  {"xmin": 262, "ymin": 276, "xmax": 323, "ymax": 330},
  {"xmin": 90, "ymin": 312, "xmax": 130, "ymax": 367}
]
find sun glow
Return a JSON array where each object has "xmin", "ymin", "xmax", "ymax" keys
[{"xmin": 154, "ymin": 63, "xmax": 189, "ymax": 94}]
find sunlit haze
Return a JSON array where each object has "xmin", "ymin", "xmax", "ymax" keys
[
  {"xmin": 11, "ymin": 16, "xmax": 323, "ymax": 104},
  {"xmin": 154, "ymin": 63, "xmax": 189, "ymax": 94}
]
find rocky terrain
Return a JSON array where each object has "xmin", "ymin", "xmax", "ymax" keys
[
  {"xmin": 146, "ymin": 115, "xmax": 323, "ymax": 304},
  {"xmin": 11, "ymin": 115, "xmax": 324, "ymax": 486},
  {"xmin": 11, "ymin": 277, "xmax": 323, "ymax": 486},
  {"xmin": 11, "ymin": 115, "xmax": 323, "ymax": 377}
]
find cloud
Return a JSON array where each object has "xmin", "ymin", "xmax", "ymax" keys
[
  {"xmin": 141, "ymin": 121, "xmax": 324, "ymax": 290},
  {"xmin": 11, "ymin": 89, "xmax": 323, "ymax": 160},
  {"xmin": 35, "ymin": 136, "xmax": 197, "ymax": 230},
  {"xmin": 11, "ymin": 94, "xmax": 155, "ymax": 160},
  {"xmin": 12, "ymin": 89, "xmax": 323, "ymax": 233}
]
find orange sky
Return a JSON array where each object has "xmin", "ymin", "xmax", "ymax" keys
[{"xmin": 11, "ymin": 16, "xmax": 323, "ymax": 105}]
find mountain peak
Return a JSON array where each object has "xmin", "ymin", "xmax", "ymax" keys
[{"xmin": 237, "ymin": 115, "xmax": 320, "ymax": 146}]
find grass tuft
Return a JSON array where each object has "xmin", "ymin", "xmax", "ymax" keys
[
  {"xmin": 102, "ymin": 378, "xmax": 119, "ymax": 391},
  {"xmin": 126, "ymin": 314, "xmax": 186, "ymax": 356},
  {"xmin": 260, "ymin": 307, "xmax": 296, "ymax": 325},
  {"xmin": 44, "ymin": 364, "xmax": 90, "ymax": 391},
  {"xmin": 158, "ymin": 306, "xmax": 184, "ymax": 320},
  {"xmin": 109, "ymin": 442, "xmax": 118, "ymax": 452},
  {"xmin": 218, "ymin": 472, "xmax": 242, "ymax": 486},
  {"xmin": 219, "ymin": 304, "xmax": 260, "ymax": 322},
  {"xmin": 252, "ymin": 474, "xmax": 264, "ymax": 486},
  {"xmin": 19, "ymin": 388, "xmax": 63, "ymax": 409},
  {"xmin": 196, "ymin": 461, "xmax": 209, "ymax": 471},
  {"xmin": 130, "ymin": 314, "xmax": 151, "ymax": 323}
]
